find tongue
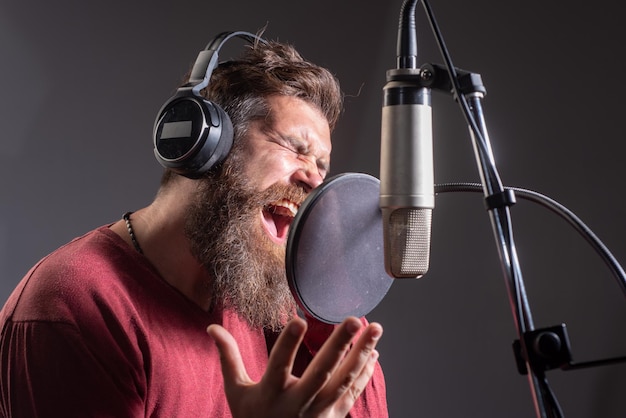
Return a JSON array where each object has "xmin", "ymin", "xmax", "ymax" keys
[
  {"xmin": 263, "ymin": 207, "xmax": 293, "ymax": 241},
  {"xmin": 272, "ymin": 213, "xmax": 292, "ymax": 240}
]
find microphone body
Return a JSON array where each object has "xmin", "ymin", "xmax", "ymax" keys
[{"xmin": 380, "ymin": 68, "xmax": 434, "ymax": 278}]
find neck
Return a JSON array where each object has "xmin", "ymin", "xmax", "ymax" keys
[{"xmin": 110, "ymin": 180, "xmax": 213, "ymax": 310}]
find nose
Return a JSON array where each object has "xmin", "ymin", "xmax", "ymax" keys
[{"xmin": 291, "ymin": 158, "xmax": 324, "ymax": 192}]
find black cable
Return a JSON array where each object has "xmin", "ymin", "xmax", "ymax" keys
[
  {"xmin": 539, "ymin": 372, "xmax": 565, "ymax": 418},
  {"xmin": 435, "ymin": 182, "xmax": 626, "ymax": 297}
]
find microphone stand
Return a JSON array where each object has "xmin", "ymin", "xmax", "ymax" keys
[
  {"xmin": 464, "ymin": 91, "xmax": 557, "ymax": 418},
  {"xmin": 416, "ymin": 1, "xmax": 563, "ymax": 416},
  {"xmin": 401, "ymin": 1, "xmax": 626, "ymax": 416},
  {"xmin": 438, "ymin": 86, "xmax": 626, "ymax": 415}
]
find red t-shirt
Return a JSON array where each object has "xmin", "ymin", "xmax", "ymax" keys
[{"xmin": 0, "ymin": 226, "xmax": 387, "ymax": 417}]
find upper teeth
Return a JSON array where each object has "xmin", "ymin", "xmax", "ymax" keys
[{"xmin": 271, "ymin": 199, "xmax": 299, "ymax": 217}]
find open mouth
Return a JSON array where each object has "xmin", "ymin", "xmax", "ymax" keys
[{"xmin": 261, "ymin": 199, "xmax": 299, "ymax": 245}]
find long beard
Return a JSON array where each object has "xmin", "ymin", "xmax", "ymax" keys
[{"xmin": 184, "ymin": 159, "xmax": 305, "ymax": 331}]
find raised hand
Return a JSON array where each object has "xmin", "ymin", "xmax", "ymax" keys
[{"xmin": 207, "ymin": 316, "xmax": 382, "ymax": 418}]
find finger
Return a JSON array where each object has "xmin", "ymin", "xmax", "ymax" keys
[
  {"xmin": 261, "ymin": 317, "xmax": 307, "ymax": 390},
  {"xmin": 333, "ymin": 348, "xmax": 380, "ymax": 416},
  {"xmin": 314, "ymin": 322, "xmax": 383, "ymax": 409},
  {"xmin": 296, "ymin": 317, "xmax": 363, "ymax": 398},
  {"xmin": 303, "ymin": 322, "xmax": 383, "ymax": 416},
  {"xmin": 207, "ymin": 324, "xmax": 253, "ymax": 388}
]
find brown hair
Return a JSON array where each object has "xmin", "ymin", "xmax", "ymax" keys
[{"xmin": 160, "ymin": 39, "xmax": 343, "ymax": 186}]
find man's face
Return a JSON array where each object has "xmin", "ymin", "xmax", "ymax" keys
[
  {"xmin": 240, "ymin": 95, "xmax": 332, "ymax": 246},
  {"xmin": 185, "ymin": 95, "xmax": 332, "ymax": 330}
]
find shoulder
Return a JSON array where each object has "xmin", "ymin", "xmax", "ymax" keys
[{"xmin": 3, "ymin": 226, "xmax": 150, "ymax": 324}]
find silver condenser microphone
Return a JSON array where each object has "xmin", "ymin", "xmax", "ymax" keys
[{"xmin": 380, "ymin": 0, "xmax": 434, "ymax": 278}]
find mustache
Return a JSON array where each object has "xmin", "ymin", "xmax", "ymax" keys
[{"xmin": 252, "ymin": 182, "xmax": 308, "ymax": 209}]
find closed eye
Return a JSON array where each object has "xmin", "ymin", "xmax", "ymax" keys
[{"xmin": 270, "ymin": 133, "xmax": 330, "ymax": 178}]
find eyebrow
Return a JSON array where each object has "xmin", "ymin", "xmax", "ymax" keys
[{"xmin": 284, "ymin": 134, "xmax": 330, "ymax": 174}]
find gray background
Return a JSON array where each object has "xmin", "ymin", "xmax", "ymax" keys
[{"xmin": 2, "ymin": 1, "xmax": 626, "ymax": 416}]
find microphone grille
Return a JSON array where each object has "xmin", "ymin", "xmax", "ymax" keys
[{"xmin": 384, "ymin": 208, "xmax": 432, "ymax": 278}]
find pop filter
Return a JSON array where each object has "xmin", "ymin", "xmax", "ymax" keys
[{"xmin": 286, "ymin": 172, "xmax": 393, "ymax": 324}]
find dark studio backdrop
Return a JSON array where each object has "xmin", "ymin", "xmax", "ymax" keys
[{"xmin": 2, "ymin": 0, "xmax": 626, "ymax": 416}]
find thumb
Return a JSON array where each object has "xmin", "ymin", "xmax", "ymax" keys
[{"xmin": 207, "ymin": 324, "xmax": 252, "ymax": 388}]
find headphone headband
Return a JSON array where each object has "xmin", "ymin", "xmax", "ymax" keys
[{"xmin": 189, "ymin": 31, "xmax": 267, "ymax": 96}]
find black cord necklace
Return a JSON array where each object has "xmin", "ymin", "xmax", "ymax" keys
[{"xmin": 122, "ymin": 211, "xmax": 143, "ymax": 254}]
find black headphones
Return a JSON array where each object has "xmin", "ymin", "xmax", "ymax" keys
[{"xmin": 153, "ymin": 31, "xmax": 267, "ymax": 178}]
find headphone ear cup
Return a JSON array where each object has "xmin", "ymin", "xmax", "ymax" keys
[
  {"xmin": 153, "ymin": 93, "xmax": 233, "ymax": 178},
  {"xmin": 154, "ymin": 31, "xmax": 265, "ymax": 177}
]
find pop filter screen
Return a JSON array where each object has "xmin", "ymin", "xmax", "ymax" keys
[{"xmin": 286, "ymin": 173, "xmax": 393, "ymax": 324}]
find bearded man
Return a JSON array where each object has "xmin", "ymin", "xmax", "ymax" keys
[{"xmin": 0, "ymin": 36, "xmax": 388, "ymax": 417}]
